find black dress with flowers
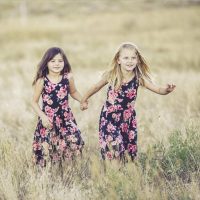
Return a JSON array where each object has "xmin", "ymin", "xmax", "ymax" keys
[
  {"xmin": 99, "ymin": 76, "xmax": 139, "ymax": 161},
  {"xmin": 33, "ymin": 73, "xmax": 84, "ymax": 166}
]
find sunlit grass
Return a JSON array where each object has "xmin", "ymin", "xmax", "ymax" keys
[{"xmin": 0, "ymin": 1, "xmax": 199, "ymax": 199}]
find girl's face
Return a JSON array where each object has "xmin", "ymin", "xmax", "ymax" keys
[
  {"xmin": 117, "ymin": 48, "xmax": 138, "ymax": 72},
  {"xmin": 47, "ymin": 53, "xmax": 64, "ymax": 74}
]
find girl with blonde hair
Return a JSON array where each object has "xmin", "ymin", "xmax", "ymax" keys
[{"xmin": 81, "ymin": 42, "xmax": 175, "ymax": 163}]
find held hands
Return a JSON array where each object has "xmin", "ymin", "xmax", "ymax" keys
[
  {"xmin": 80, "ymin": 99, "xmax": 88, "ymax": 111},
  {"xmin": 41, "ymin": 114, "xmax": 52, "ymax": 129},
  {"xmin": 165, "ymin": 83, "xmax": 176, "ymax": 94}
]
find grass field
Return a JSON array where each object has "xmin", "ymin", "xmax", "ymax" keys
[{"xmin": 0, "ymin": 0, "xmax": 199, "ymax": 199}]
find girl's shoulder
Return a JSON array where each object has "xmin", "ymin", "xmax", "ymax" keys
[
  {"xmin": 33, "ymin": 77, "xmax": 44, "ymax": 90},
  {"xmin": 36, "ymin": 77, "xmax": 44, "ymax": 85}
]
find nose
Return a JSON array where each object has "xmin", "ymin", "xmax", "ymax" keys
[{"xmin": 55, "ymin": 61, "xmax": 59, "ymax": 65}]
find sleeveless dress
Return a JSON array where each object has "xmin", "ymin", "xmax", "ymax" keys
[
  {"xmin": 32, "ymin": 73, "xmax": 84, "ymax": 166},
  {"xmin": 99, "ymin": 76, "xmax": 139, "ymax": 161}
]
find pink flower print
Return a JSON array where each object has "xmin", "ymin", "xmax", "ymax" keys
[
  {"xmin": 123, "ymin": 109, "xmax": 132, "ymax": 121},
  {"xmin": 112, "ymin": 113, "xmax": 121, "ymax": 122},
  {"xmin": 100, "ymin": 117, "xmax": 108, "ymax": 127},
  {"xmin": 106, "ymin": 135, "xmax": 113, "ymax": 142},
  {"xmin": 128, "ymin": 144, "xmax": 137, "ymax": 153},
  {"xmin": 35, "ymin": 130, "xmax": 40, "ymax": 137},
  {"xmin": 120, "ymin": 123, "xmax": 128, "ymax": 132},
  {"xmin": 64, "ymin": 150, "xmax": 72, "ymax": 159},
  {"xmin": 59, "ymin": 139, "xmax": 66, "ymax": 151},
  {"xmin": 45, "ymin": 106, "xmax": 55, "ymax": 118},
  {"xmin": 51, "ymin": 135, "xmax": 58, "ymax": 145},
  {"xmin": 55, "ymin": 116, "xmax": 62, "ymax": 128},
  {"xmin": 64, "ymin": 111, "xmax": 71, "ymax": 120},
  {"xmin": 117, "ymin": 98, "xmax": 123, "ymax": 103},
  {"xmin": 52, "ymin": 153, "xmax": 59, "ymax": 162},
  {"xmin": 67, "ymin": 135, "xmax": 75, "ymax": 142},
  {"xmin": 128, "ymin": 130, "xmax": 135, "ymax": 140},
  {"xmin": 47, "ymin": 99, "xmax": 53, "ymax": 105},
  {"xmin": 61, "ymin": 100, "xmax": 69, "ymax": 110},
  {"xmin": 127, "ymin": 102, "xmax": 135, "ymax": 110},
  {"xmin": 40, "ymin": 128, "xmax": 47, "ymax": 138},
  {"xmin": 116, "ymin": 105, "xmax": 123, "ymax": 110},
  {"xmin": 60, "ymin": 127, "xmax": 67, "ymax": 136},
  {"xmin": 57, "ymin": 86, "xmax": 66, "ymax": 99},
  {"xmin": 132, "ymin": 118, "xmax": 137, "ymax": 128},
  {"xmin": 106, "ymin": 123, "xmax": 116, "ymax": 133},
  {"xmin": 116, "ymin": 136, "xmax": 122, "ymax": 144},
  {"xmin": 45, "ymin": 83, "xmax": 55, "ymax": 93},
  {"xmin": 126, "ymin": 88, "xmax": 136, "ymax": 99},
  {"xmin": 33, "ymin": 141, "xmax": 41, "ymax": 151},
  {"xmin": 43, "ymin": 94, "xmax": 49, "ymax": 102},
  {"xmin": 106, "ymin": 151, "xmax": 113, "ymax": 160},
  {"xmin": 108, "ymin": 90, "xmax": 118, "ymax": 104},
  {"xmin": 107, "ymin": 105, "xmax": 115, "ymax": 113},
  {"xmin": 70, "ymin": 135, "xmax": 78, "ymax": 143},
  {"xmin": 99, "ymin": 139, "xmax": 107, "ymax": 149},
  {"xmin": 70, "ymin": 126, "xmax": 77, "ymax": 134}
]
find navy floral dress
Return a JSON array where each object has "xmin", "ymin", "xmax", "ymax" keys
[
  {"xmin": 99, "ymin": 76, "xmax": 139, "ymax": 161},
  {"xmin": 33, "ymin": 73, "xmax": 84, "ymax": 167}
]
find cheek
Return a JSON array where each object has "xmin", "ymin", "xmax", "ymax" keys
[{"xmin": 47, "ymin": 62, "xmax": 52, "ymax": 67}]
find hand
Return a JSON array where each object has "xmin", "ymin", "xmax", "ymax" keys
[
  {"xmin": 80, "ymin": 100, "xmax": 88, "ymax": 111},
  {"xmin": 41, "ymin": 114, "xmax": 52, "ymax": 129},
  {"xmin": 165, "ymin": 83, "xmax": 176, "ymax": 94}
]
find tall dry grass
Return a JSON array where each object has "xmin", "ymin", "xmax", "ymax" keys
[{"xmin": 0, "ymin": 1, "xmax": 199, "ymax": 199}]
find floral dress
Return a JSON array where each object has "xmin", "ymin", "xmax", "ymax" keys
[
  {"xmin": 33, "ymin": 73, "xmax": 84, "ymax": 167},
  {"xmin": 99, "ymin": 76, "xmax": 139, "ymax": 161}
]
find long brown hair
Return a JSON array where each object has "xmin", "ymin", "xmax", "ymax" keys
[
  {"xmin": 32, "ymin": 47, "xmax": 71, "ymax": 85},
  {"xmin": 107, "ymin": 42, "xmax": 152, "ymax": 89}
]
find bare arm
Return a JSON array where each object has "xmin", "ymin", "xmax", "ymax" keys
[
  {"xmin": 31, "ymin": 78, "xmax": 52, "ymax": 128},
  {"xmin": 68, "ymin": 73, "xmax": 82, "ymax": 102},
  {"xmin": 143, "ymin": 79, "xmax": 176, "ymax": 95},
  {"xmin": 81, "ymin": 74, "xmax": 108, "ymax": 103},
  {"xmin": 31, "ymin": 78, "xmax": 46, "ymax": 118}
]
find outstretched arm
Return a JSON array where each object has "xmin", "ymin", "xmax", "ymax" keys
[
  {"xmin": 143, "ymin": 79, "xmax": 176, "ymax": 95},
  {"xmin": 68, "ymin": 73, "xmax": 82, "ymax": 102},
  {"xmin": 81, "ymin": 74, "xmax": 108, "ymax": 103}
]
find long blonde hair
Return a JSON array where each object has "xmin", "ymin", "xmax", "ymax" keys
[{"xmin": 107, "ymin": 42, "xmax": 151, "ymax": 90}]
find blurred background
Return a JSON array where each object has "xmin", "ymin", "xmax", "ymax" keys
[{"xmin": 0, "ymin": 0, "xmax": 199, "ymax": 199}]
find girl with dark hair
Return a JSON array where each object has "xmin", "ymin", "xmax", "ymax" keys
[{"xmin": 32, "ymin": 47, "xmax": 85, "ymax": 167}]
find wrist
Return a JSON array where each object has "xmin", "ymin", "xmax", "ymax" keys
[{"xmin": 81, "ymin": 97, "xmax": 88, "ymax": 103}]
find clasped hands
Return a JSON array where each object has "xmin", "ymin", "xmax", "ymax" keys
[{"xmin": 80, "ymin": 99, "xmax": 88, "ymax": 111}]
